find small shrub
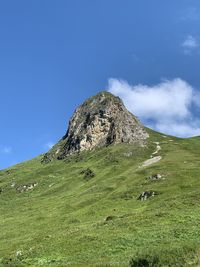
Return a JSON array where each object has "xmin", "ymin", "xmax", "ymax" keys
[
  {"xmin": 121, "ymin": 191, "xmax": 133, "ymax": 200},
  {"xmin": 130, "ymin": 256, "xmax": 160, "ymax": 267},
  {"xmin": 129, "ymin": 246, "xmax": 199, "ymax": 267},
  {"xmin": 80, "ymin": 168, "xmax": 95, "ymax": 180},
  {"xmin": 1, "ymin": 257, "xmax": 24, "ymax": 267},
  {"xmin": 105, "ymin": 215, "xmax": 116, "ymax": 221}
]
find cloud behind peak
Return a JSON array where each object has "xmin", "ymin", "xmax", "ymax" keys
[{"xmin": 108, "ymin": 78, "xmax": 200, "ymax": 137}]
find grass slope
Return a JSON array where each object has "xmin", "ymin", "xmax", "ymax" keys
[{"xmin": 0, "ymin": 129, "xmax": 200, "ymax": 266}]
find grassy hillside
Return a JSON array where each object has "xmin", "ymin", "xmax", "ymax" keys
[{"xmin": 1, "ymin": 129, "xmax": 200, "ymax": 266}]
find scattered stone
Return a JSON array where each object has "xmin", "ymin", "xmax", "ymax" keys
[
  {"xmin": 16, "ymin": 250, "xmax": 23, "ymax": 258},
  {"xmin": 123, "ymin": 152, "xmax": 133, "ymax": 157},
  {"xmin": 148, "ymin": 173, "xmax": 162, "ymax": 181},
  {"xmin": 16, "ymin": 182, "xmax": 38, "ymax": 193},
  {"xmin": 5, "ymin": 169, "xmax": 16, "ymax": 175},
  {"xmin": 0, "ymin": 187, "xmax": 4, "ymax": 194},
  {"xmin": 137, "ymin": 191, "xmax": 157, "ymax": 201},
  {"xmin": 11, "ymin": 182, "xmax": 16, "ymax": 188}
]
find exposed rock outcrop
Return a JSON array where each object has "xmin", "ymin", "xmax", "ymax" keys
[
  {"xmin": 138, "ymin": 191, "xmax": 157, "ymax": 201},
  {"xmin": 147, "ymin": 173, "xmax": 162, "ymax": 181},
  {"xmin": 42, "ymin": 91, "xmax": 149, "ymax": 162},
  {"xmin": 16, "ymin": 182, "xmax": 38, "ymax": 193}
]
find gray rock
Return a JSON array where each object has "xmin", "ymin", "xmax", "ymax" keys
[
  {"xmin": 123, "ymin": 152, "xmax": 133, "ymax": 157},
  {"xmin": 42, "ymin": 91, "xmax": 149, "ymax": 162},
  {"xmin": 16, "ymin": 182, "xmax": 38, "ymax": 193},
  {"xmin": 16, "ymin": 250, "xmax": 23, "ymax": 258},
  {"xmin": 138, "ymin": 191, "xmax": 156, "ymax": 201},
  {"xmin": 148, "ymin": 173, "xmax": 162, "ymax": 180}
]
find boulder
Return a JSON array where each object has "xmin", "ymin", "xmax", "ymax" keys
[{"xmin": 138, "ymin": 191, "xmax": 156, "ymax": 201}]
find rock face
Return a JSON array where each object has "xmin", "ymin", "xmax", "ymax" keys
[{"xmin": 43, "ymin": 91, "xmax": 149, "ymax": 162}]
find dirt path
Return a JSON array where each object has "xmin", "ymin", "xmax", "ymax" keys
[
  {"xmin": 152, "ymin": 142, "xmax": 161, "ymax": 155},
  {"xmin": 140, "ymin": 142, "xmax": 162, "ymax": 168},
  {"xmin": 142, "ymin": 156, "xmax": 162, "ymax": 167}
]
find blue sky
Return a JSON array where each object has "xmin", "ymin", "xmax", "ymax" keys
[{"xmin": 0, "ymin": 0, "xmax": 200, "ymax": 169}]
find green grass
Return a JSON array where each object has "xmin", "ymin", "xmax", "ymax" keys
[{"xmin": 1, "ymin": 129, "xmax": 200, "ymax": 266}]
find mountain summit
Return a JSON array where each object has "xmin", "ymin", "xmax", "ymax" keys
[
  {"xmin": 2, "ymin": 92, "xmax": 200, "ymax": 266},
  {"xmin": 43, "ymin": 91, "xmax": 149, "ymax": 162}
]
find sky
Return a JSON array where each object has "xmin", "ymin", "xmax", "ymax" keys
[{"xmin": 0, "ymin": 0, "xmax": 200, "ymax": 169}]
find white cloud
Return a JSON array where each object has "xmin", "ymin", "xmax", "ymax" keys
[
  {"xmin": 108, "ymin": 78, "xmax": 200, "ymax": 138},
  {"xmin": 44, "ymin": 142, "xmax": 54, "ymax": 150},
  {"xmin": 182, "ymin": 35, "xmax": 198, "ymax": 48},
  {"xmin": 182, "ymin": 35, "xmax": 199, "ymax": 55},
  {"xmin": 0, "ymin": 146, "xmax": 12, "ymax": 154},
  {"xmin": 155, "ymin": 122, "xmax": 200, "ymax": 137}
]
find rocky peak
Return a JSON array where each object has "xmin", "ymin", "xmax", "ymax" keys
[{"xmin": 43, "ymin": 91, "xmax": 149, "ymax": 162}]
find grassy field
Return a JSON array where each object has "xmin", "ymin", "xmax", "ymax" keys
[{"xmin": 1, "ymin": 129, "xmax": 200, "ymax": 266}]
